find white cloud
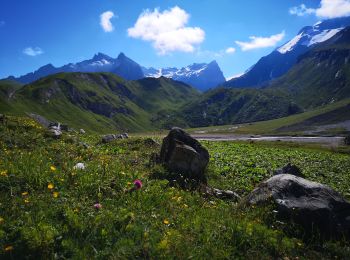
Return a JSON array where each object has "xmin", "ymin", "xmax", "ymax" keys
[
  {"xmin": 289, "ymin": 4, "xmax": 315, "ymax": 16},
  {"xmin": 225, "ymin": 47, "xmax": 236, "ymax": 54},
  {"xmin": 100, "ymin": 11, "xmax": 115, "ymax": 32},
  {"xmin": 235, "ymin": 31, "xmax": 285, "ymax": 51},
  {"xmin": 290, "ymin": 0, "xmax": 350, "ymax": 19},
  {"xmin": 316, "ymin": 0, "xmax": 350, "ymax": 18},
  {"xmin": 23, "ymin": 47, "xmax": 44, "ymax": 56},
  {"xmin": 127, "ymin": 6, "xmax": 205, "ymax": 55}
]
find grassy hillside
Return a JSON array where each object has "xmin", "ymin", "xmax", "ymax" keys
[
  {"xmin": 1, "ymin": 115, "xmax": 350, "ymax": 258},
  {"xmin": 188, "ymin": 98, "xmax": 350, "ymax": 135},
  {"xmin": 178, "ymin": 87, "xmax": 301, "ymax": 128},
  {"xmin": 0, "ymin": 73, "xmax": 200, "ymax": 133}
]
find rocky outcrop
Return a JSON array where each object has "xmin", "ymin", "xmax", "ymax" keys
[
  {"xmin": 159, "ymin": 127, "xmax": 209, "ymax": 183},
  {"xmin": 246, "ymin": 174, "xmax": 350, "ymax": 238}
]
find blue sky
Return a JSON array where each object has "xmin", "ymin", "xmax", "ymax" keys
[{"xmin": 0, "ymin": 0, "xmax": 340, "ymax": 79}]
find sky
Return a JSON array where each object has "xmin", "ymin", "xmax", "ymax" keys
[{"xmin": 1, "ymin": 0, "xmax": 349, "ymax": 79}]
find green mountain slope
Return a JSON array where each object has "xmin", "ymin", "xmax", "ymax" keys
[
  {"xmin": 187, "ymin": 98, "xmax": 350, "ymax": 135},
  {"xmin": 177, "ymin": 87, "xmax": 302, "ymax": 128},
  {"xmin": 0, "ymin": 72, "xmax": 200, "ymax": 133},
  {"xmin": 268, "ymin": 27, "xmax": 350, "ymax": 108}
]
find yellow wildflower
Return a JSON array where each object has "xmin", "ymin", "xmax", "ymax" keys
[
  {"xmin": 21, "ymin": 192, "xmax": 28, "ymax": 196},
  {"xmin": 4, "ymin": 245, "xmax": 13, "ymax": 252},
  {"xmin": 0, "ymin": 170, "xmax": 8, "ymax": 177},
  {"xmin": 163, "ymin": 219, "xmax": 169, "ymax": 225},
  {"xmin": 24, "ymin": 199, "xmax": 30, "ymax": 204},
  {"xmin": 183, "ymin": 204, "xmax": 189, "ymax": 208},
  {"xmin": 127, "ymin": 182, "xmax": 132, "ymax": 185},
  {"xmin": 0, "ymin": 217, "xmax": 4, "ymax": 224},
  {"xmin": 53, "ymin": 192, "xmax": 59, "ymax": 198},
  {"xmin": 47, "ymin": 183, "xmax": 54, "ymax": 190},
  {"xmin": 50, "ymin": 166, "xmax": 56, "ymax": 171}
]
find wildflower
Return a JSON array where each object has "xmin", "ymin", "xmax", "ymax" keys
[
  {"xmin": 4, "ymin": 245, "xmax": 13, "ymax": 252},
  {"xmin": 21, "ymin": 192, "xmax": 28, "ymax": 196},
  {"xmin": 121, "ymin": 171, "xmax": 125, "ymax": 175},
  {"xmin": 163, "ymin": 219, "xmax": 169, "ymax": 225},
  {"xmin": 127, "ymin": 182, "xmax": 132, "ymax": 185},
  {"xmin": 94, "ymin": 203, "xmax": 102, "ymax": 210},
  {"xmin": 133, "ymin": 179, "xmax": 143, "ymax": 190},
  {"xmin": 183, "ymin": 204, "xmax": 188, "ymax": 208},
  {"xmin": 53, "ymin": 192, "xmax": 59, "ymax": 198},
  {"xmin": 24, "ymin": 199, "xmax": 30, "ymax": 203},
  {"xmin": 47, "ymin": 183, "xmax": 54, "ymax": 190},
  {"xmin": 0, "ymin": 170, "xmax": 8, "ymax": 177},
  {"xmin": 50, "ymin": 166, "xmax": 56, "ymax": 171},
  {"xmin": 0, "ymin": 217, "xmax": 4, "ymax": 224},
  {"xmin": 73, "ymin": 163, "xmax": 85, "ymax": 170}
]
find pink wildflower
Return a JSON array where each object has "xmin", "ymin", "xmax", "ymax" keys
[
  {"xmin": 133, "ymin": 179, "xmax": 143, "ymax": 190},
  {"xmin": 94, "ymin": 203, "xmax": 102, "ymax": 210}
]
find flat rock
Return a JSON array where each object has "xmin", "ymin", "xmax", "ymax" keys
[{"xmin": 246, "ymin": 174, "xmax": 350, "ymax": 238}]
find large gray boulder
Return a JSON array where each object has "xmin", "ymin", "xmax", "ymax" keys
[
  {"xmin": 246, "ymin": 174, "xmax": 350, "ymax": 238},
  {"xmin": 160, "ymin": 127, "xmax": 209, "ymax": 183}
]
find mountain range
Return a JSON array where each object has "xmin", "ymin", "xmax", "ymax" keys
[
  {"xmin": 6, "ymin": 54, "xmax": 225, "ymax": 91},
  {"xmin": 1, "ymin": 17, "xmax": 350, "ymax": 132},
  {"xmin": 142, "ymin": 61, "xmax": 225, "ymax": 91},
  {"xmin": 225, "ymin": 16, "xmax": 350, "ymax": 88}
]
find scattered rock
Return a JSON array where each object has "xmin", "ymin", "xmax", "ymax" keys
[
  {"xmin": 102, "ymin": 134, "xmax": 116, "ymax": 143},
  {"xmin": 246, "ymin": 174, "xmax": 350, "ymax": 238},
  {"xmin": 203, "ymin": 185, "xmax": 241, "ymax": 201},
  {"xmin": 28, "ymin": 113, "xmax": 51, "ymax": 128},
  {"xmin": 79, "ymin": 129, "xmax": 86, "ymax": 134},
  {"xmin": 101, "ymin": 133, "xmax": 129, "ymax": 143},
  {"xmin": 49, "ymin": 129, "xmax": 62, "ymax": 139},
  {"xmin": 159, "ymin": 127, "xmax": 209, "ymax": 183},
  {"xmin": 273, "ymin": 163, "xmax": 303, "ymax": 177}
]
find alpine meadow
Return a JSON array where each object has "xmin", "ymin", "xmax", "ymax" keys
[{"xmin": 1, "ymin": 1, "xmax": 350, "ymax": 259}]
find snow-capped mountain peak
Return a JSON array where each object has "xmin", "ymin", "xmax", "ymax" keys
[
  {"xmin": 277, "ymin": 17, "xmax": 350, "ymax": 54},
  {"xmin": 142, "ymin": 61, "xmax": 225, "ymax": 91}
]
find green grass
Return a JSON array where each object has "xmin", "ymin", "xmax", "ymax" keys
[{"xmin": 1, "ymin": 115, "xmax": 350, "ymax": 258}]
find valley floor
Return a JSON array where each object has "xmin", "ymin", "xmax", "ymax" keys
[{"xmin": 1, "ymin": 116, "xmax": 350, "ymax": 259}]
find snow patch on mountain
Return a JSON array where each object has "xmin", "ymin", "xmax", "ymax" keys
[
  {"xmin": 277, "ymin": 25, "xmax": 344, "ymax": 54},
  {"xmin": 308, "ymin": 28, "xmax": 343, "ymax": 46},
  {"xmin": 278, "ymin": 34, "xmax": 304, "ymax": 54}
]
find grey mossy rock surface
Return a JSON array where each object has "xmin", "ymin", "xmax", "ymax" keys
[
  {"xmin": 247, "ymin": 174, "xmax": 350, "ymax": 238},
  {"xmin": 159, "ymin": 127, "xmax": 209, "ymax": 183}
]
